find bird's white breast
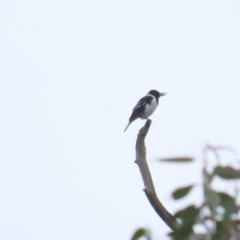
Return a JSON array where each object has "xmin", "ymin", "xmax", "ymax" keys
[{"xmin": 140, "ymin": 96, "xmax": 158, "ymax": 119}]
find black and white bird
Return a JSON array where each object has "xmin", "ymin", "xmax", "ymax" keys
[{"xmin": 124, "ymin": 90, "xmax": 166, "ymax": 132}]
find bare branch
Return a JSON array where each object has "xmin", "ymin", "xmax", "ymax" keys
[{"xmin": 135, "ymin": 120, "xmax": 179, "ymax": 230}]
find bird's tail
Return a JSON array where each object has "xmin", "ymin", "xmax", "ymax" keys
[{"xmin": 123, "ymin": 122, "xmax": 131, "ymax": 132}]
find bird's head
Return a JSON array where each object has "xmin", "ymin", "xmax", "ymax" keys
[{"xmin": 148, "ymin": 90, "xmax": 166, "ymax": 99}]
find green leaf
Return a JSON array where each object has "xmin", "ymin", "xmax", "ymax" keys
[
  {"xmin": 212, "ymin": 221, "xmax": 230, "ymax": 240},
  {"xmin": 131, "ymin": 228, "xmax": 151, "ymax": 240},
  {"xmin": 205, "ymin": 190, "xmax": 239, "ymax": 219},
  {"xmin": 170, "ymin": 205, "xmax": 199, "ymax": 240},
  {"xmin": 172, "ymin": 185, "xmax": 194, "ymax": 200},
  {"xmin": 213, "ymin": 166, "xmax": 240, "ymax": 179},
  {"xmin": 206, "ymin": 190, "xmax": 220, "ymax": 209},
  {"xmin": 174, "ymin": 205, "xmax": 199, "ymax": 225},
  {"xmin": 159, "ymin": 157, "xmax": 194, "ymax": 163},
  {"xmin": 168, "ymin": 225, "xmax": 193, "ymax": 240},
  {"xmin": 218, "ymin": 192, "xmax": 239, "ymax": 218},
  {"xmin": 169, "ymin": 230, "xmax": 207, "ymax": 240}
]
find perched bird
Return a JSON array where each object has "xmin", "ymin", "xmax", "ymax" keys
[{"xmin": 124, "ymin": 90, "xmax": 166, "ymax": 132}]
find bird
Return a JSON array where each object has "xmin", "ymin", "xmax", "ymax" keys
[{"xmin": 124, "ymin": 90, "xmax": 166, "ymax": 132}]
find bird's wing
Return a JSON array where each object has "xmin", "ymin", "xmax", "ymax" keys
[
  {"xmin": 129, "ymin": 95, "xmax": 153, "ymax": 122},
  {"xmin": 133, "ymin": 95, "xmax": 153, "ymax": 111}
]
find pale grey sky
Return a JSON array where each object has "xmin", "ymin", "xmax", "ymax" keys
[{"xmin": 0, "ymin": 1, "xmax": 240, "ymax": 239}]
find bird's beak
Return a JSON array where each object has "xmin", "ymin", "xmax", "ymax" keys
[{"xmin": 160, "ymin": 93, "xmax": 166, "ymax": 96}]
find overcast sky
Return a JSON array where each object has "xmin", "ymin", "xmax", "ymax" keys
[{"xmin": 0, "ymin": 1, "xmax": 240, "ymax": 239}]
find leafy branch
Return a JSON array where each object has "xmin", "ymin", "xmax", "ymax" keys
[{"xmin": 132, "ymin": 121, "xmax": 240, "ymax": 240}]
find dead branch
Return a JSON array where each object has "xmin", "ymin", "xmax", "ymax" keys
[{"xmin": 135, "ymin": 119, "xmax": 179, "ymax": 231}]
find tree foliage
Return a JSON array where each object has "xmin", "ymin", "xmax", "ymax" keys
[{"xmin": 131, "ymin": 141, "xmax": 240, "ymax": 240}]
